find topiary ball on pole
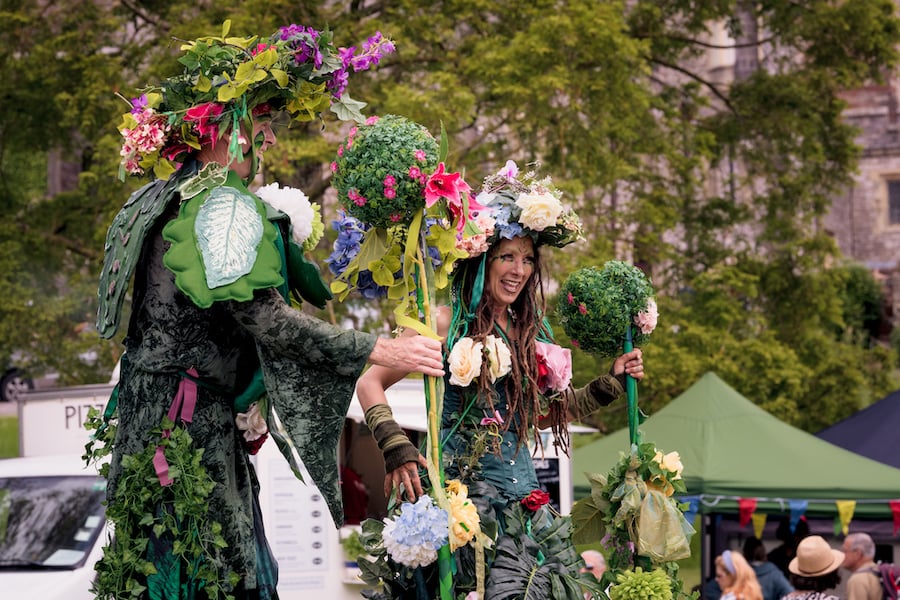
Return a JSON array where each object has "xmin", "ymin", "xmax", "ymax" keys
[{"xmin": 557, "ymin": 261, "xmax": 656, "ymax": 357}]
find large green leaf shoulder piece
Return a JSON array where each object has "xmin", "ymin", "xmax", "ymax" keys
[
  {"xmin": 162, "ymin": 171, "xmax": 283, "ymax": 309},
  {"xmin": 97, "ymin": 164, "xmax": 199, "ymax": 339}
]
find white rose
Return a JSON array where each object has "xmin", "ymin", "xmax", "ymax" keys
[
  {"xmin": 515, "ymin": 191, "xmax": 562, "ymax": 231},
  {"xmin": 255, "ymin": 182, "xmax": 316, "ymax": 246},
  {"xmin": 482, "ymin": 334, "xmax": 512, "ymax": 382},
  {"xmin": 655, "ymin": 450, "xmax": 684, "ymax": 480},
  {"xmin": 235, "ymin": 402, "xmax": 268, "ymax": 442},
  {"xmin": 448, "ymin": 337, "xmax": 484, "ymax": 387}
]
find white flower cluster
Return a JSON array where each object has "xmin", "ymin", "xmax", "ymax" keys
[{"xmin": 255, "ymin": 182, "xmax": 317, "ymax": 247}]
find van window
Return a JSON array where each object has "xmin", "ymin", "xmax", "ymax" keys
[{"xmin": 0, "ymin": 475, "xmax": 106, "ymax": 569}]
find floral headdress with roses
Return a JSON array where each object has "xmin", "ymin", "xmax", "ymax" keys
[
  {"xmin": 467, "ymin": 160, "xmax": 584, "ymax": 257},
  {"xmin": 117, "ymin": 20, "xmax": 394, "ymax": 180}
]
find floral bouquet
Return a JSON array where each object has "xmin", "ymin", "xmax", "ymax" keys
[
  {"xmin": 571, "ymin": 442, "xmax": 696, "ymax": 600},
  {"xmin": 118, "ymin": 21, "xmax": 395, "ymax": 180},
  {"xmin": 556, "ymin": 261, "xmax": 657, "ymax": 357},
  {"xmin": 328, "ymin": 114, "xmax": 482, "ymax": 322}
]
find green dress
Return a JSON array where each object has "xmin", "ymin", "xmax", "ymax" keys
[{"xmin": 97, "ymin": 163, "xmax": 376, "ymax": 599}]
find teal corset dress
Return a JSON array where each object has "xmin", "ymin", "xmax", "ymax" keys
[{"xmin": 440, "ymin": 375, "xmax": 540, "ymax": 501}]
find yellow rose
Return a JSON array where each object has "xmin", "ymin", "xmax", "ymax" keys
[
  {"xmin": 515, "ymin": 191, "xmax": 562, "ymax": 231},
  {"xmin": 447, "ymin": 482, "xmax": 481, "ymax": 551},
  {"xmin": 448, "ymin": 337, "xmax": 484, "ymax": 387},
  {"xmin": 483, "ymin": 334, "xmax": 512, "ymax": 382}
]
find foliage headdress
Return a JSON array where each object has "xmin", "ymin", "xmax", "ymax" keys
[{"xmin": 117, "ymin": 20, "xmax": 394, "ymax": 180}]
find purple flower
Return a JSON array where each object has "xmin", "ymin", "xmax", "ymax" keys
[{"xmin": 130, "ymin": 94, "xmax": 148, "ymax": 115}]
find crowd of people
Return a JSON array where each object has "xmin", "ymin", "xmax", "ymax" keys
[{"xmin": 703, "ymin": 530, "xmax": 887, "ymax": 600}]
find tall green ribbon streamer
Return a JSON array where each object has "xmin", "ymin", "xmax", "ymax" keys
[{"xmin": 625, "ymin": 324, "xmax": 640, "ymax": 446}]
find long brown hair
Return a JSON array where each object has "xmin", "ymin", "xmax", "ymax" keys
[{"xmin": 448, "ymin": 241, "xmax": 570, "ymax": 453}]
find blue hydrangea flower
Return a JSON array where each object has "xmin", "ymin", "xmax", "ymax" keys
[{"xmin": 381, "ymin": 495, "xmax": 448, "ymax": 568}]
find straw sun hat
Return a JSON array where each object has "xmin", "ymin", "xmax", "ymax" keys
[{"xmin": 789, "ymin": 535, "xmax": 845, "ymax": 577}]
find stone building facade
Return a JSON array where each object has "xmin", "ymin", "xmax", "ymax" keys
[{"xmin": 826, "ymin": 79, "xmax": 900, "ymax": 327}]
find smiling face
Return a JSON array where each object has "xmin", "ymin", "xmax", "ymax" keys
[{"xmin": 487, "ymin": 236, "xmax": 535, "ymax": 312}]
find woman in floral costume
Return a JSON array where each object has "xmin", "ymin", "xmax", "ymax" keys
[
  {"xmin": 91, "ymin": 23, "xmax": 444, "ymax": 600},
  {"xmin": 356, "ymin": 162, "xmax": 644, "ymax": 599}
]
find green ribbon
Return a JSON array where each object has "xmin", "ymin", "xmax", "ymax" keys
[{"xmin": 624, "ymin": 324, "xmax": 640, "ymax": 446}]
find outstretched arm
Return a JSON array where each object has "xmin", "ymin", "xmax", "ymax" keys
[{"xmin": 565, "ymin": 348, "xmax": 644, "ymax": 422}]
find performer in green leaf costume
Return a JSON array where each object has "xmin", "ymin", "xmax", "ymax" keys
[{"xmin": 90, "ymin": 22, "xmax": 444, "ymax": 600}]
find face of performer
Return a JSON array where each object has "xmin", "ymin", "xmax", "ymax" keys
[
  {"xmin": 487, "ymin": 236, "xmax": 535, "ymax": 311},
  {"xmin": 231, "ymin": 116, "xmax": 277, "ymax": 178}
]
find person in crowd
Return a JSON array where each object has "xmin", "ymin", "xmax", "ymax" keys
[
  {"xmin": 841, "ymin": 532, "xmax": 881, "ymax": 600},
  {"xmin": 770, "ymin": 517, "xmax": 811, "ymax": 577},
  {"xmin": 744, "ymin": 536, "xmax": 795, "ymax": 600},
  {"xmin": 782, "ymin": 535, "xmax": 845, "ymax": 600},
  {"xmin": 355, "ymin": 163, "xmax": 644, "ymax": 596},
  {"xmin": 715, "ymin": 550, "xmax": 764, "ymax": 600},
  {"xmin": 93, "ymin": 23, "xmax": 443, "ymax": 600}
]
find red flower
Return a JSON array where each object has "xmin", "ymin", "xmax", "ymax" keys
[
  {"xmin": 243, "ymin": 432, "xmax": 268, "ymax": 455},
  {"xmin": 521, "ymin": 489, "xmax": 551, "ymax": 511},
  {"xmin": 184, "ymin": 102, "xmax": 224, "ymax": 141}
]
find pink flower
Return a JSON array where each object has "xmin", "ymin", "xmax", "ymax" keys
[
  {"xmin": 415, "ymin": 149, "xmax": 427, "ymax": 162},
  {"xmin": 634, "ymin": 297, "xmax": 659, "ymax": 335},
  {"xmin": 365, "ymin": 115, "xmax": 380, "ymax": 125},
  {"xmin": 480, "ymin": 410, "xmax": 504, "ymax": 427},
  {"xmin": 409, "ymin": 166, "xmax": 422, "ymax": 180},
  {"xmin": 571, "ymin": 339, "xmax": 580, "ymax": 349},
  {"xmin": 578, "ymin": 303, "xmax": 588, "ymax": 315},
  {"xmin": 250, "ymin": 43, "xmax": 271, "ymax": 56},
  {"xmin": 425, "ymin": 163, "xmax": 472, "ymax": 208},
  {"xmin": 383, "ymin": 174, "xmax": 396, "ymax": 187},
  {"xmin": 498, "ymin": 159, "xmax": 519, "ymax": 181},
  {"xmin": 348, "ymin": 189, "xmax": 367, "ymax": 206},
  {"xmin": 535, "ymin": 341, "xmax": 572, "ymax": 393},
  {"xmin": 384, "ymin": 187, "xmax": 396, "ymax": 199},
  {"xmin": 567, "ymin": 292, "xmax": 574, "ymax": 304},
  {"xmin": 390, "ymin": 213, "xmax": 401, "ymax": 222},
  {"xmin": 337, "ymin": 145, "xmax": 344, "ymax": 157},
  {"xmin": 331, "ymin": 161, "xmax": 338, "ymax": 173}
]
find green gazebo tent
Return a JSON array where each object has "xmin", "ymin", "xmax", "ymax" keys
[{"xmin": 573, "ymin": 372, "xmax": 900, "ymax": 519}]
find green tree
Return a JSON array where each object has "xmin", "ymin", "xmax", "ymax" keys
[{"xmin": 1, "ymin": 1, "xmax": 897, "ymax": 432}]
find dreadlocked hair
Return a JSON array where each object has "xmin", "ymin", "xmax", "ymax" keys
[{"xmin": 449, "ymin": 243, "xmax": 571, "ymax": 455}]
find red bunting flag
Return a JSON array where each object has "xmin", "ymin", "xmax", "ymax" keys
[
  {"xmin": 738, "ymin": 498, "xmax": 757, "ymax": 527},
  {"xmin": 890, "ymin": 500, "xmax": 900, "ymax": 535}
]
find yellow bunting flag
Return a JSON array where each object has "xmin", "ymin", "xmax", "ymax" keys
[
  {"xmin": 836, "ymin": 500, "xmax": 857, "ymax": 535},
  {"xmin": 752, "ymin": 513, "xmax": 767, "ymax": 540}
]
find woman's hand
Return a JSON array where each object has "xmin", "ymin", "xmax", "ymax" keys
[
  {"xmin": 384, "ymin": 454, "xmax": 429, "ymax": 502},
  {"xmin": 612, "ymin": 348, "xmax": 644, "ymax": 381}
]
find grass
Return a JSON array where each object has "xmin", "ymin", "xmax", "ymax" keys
[{"xmin": 0, "ymin": 417, "xmax": 18, "ymax": 458}]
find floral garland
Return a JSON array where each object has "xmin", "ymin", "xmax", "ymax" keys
[
  {"xmin": 557, "ymin": 261, "xmax": 657, "ymax": 357},
  {"xmin": 571, "ymin": 442, "xmax": 696, "ymax": 600},
  {"xmin": 118, "ymin": 20, "xmax": 394, "ymax": 180}
]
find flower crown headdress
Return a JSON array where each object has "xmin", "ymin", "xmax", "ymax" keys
[
  {"xmin": 117, "ymin": 20, "xmax": 394, "ymax": 180},
  {"xmin": 469, "ymin": 160, "xmax": 584, "ymax": 256}
]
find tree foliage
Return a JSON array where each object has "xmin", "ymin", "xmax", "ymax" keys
[{"xmin": 1, "ymin": 0, "xmax": 897, "ymax": 431}]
